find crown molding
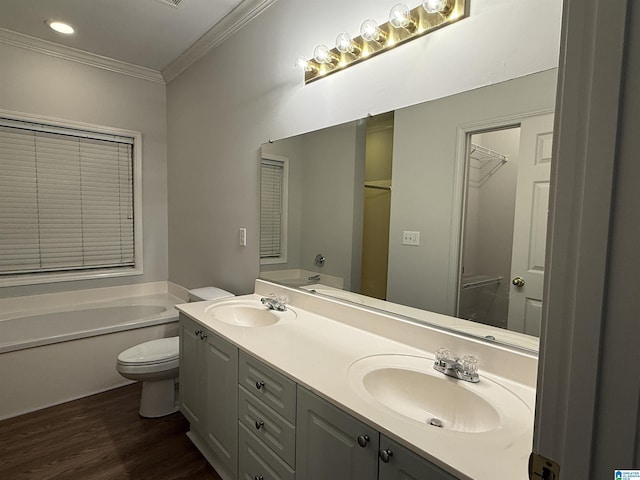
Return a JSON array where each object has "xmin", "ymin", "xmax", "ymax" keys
[
  {"xmin": 162, "ymin": 0, "xmax": 278, "ymax": 83},
  {"xmin": 0, "ymin": 28, "xmax": 165, "ymax": 85}
]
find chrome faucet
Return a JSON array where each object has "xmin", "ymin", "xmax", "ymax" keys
[
  {"xmin": 261, "ymin": 295, "xmax": 287, "ymax": 312},
  {"xmin": 433, "ymin": 347, "xmax": 480, "ymax": 383}
]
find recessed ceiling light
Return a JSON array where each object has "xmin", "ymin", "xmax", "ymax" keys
[{"xmin": 45, "ymin": 20, "xmax": 76, "ymax": 35}]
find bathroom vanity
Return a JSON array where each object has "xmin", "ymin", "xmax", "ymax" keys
[{"xmin": 176, "ymin": 280, "xmax": 537, "ymax": 480}]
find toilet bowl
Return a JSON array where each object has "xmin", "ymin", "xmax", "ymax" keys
[
  {"xmin": 116, "ymin": 337, "xmax": 180, "ymax": 418},
  {"xmin": 116, "ymin": 286, "xmax": 235, "ymax": 418}
]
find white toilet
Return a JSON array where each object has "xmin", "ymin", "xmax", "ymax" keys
[{"xmin": 116, "ymin": 286, "xmax": 234, "ymax": 418}]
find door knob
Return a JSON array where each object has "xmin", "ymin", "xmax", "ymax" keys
[{"xmin": 512, "ymin": 276, "xmax": 525, "ymax": 287}]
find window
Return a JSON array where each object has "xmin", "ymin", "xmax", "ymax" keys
[
  {"xmin": 0, "ymin": 115, "xmax": 142, "ymax": 286},
  {"xmin": 260, "ymin": 154, "xmax": 288, "ymax": 265}
]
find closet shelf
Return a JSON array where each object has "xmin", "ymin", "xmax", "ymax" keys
[
  {"xmin": 461, "ymin": 273, "xmax": 503, "ymax": 290},
  {"xmin": 468, "ymin": 143, "xmax": 508, "ymax": 186}
]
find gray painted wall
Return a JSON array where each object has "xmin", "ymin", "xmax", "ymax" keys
[
  {"xmin": 0, "ymin": 43, "xmax": 168, "ymax": 298},
  {"xmin": 166, "ymin": 0, "xmax": 562, "ymax": 295},
  {"xmin": 387, "ymin": 71, "xmax": 557, "ymax": 316}
]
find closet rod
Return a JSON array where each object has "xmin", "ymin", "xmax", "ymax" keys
[{"xmin": 364, "ymin": 184, "xmax": 392, "ymax": 191}]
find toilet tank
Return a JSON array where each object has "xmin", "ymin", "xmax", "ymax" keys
[{"xmin": 187, "ymin": 286, "xmax": 235, "ymax": 302}]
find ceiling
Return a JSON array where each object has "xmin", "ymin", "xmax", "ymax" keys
[{"xmin": 0, "ymin": 0, "xmax": 251, "ymax": 72}]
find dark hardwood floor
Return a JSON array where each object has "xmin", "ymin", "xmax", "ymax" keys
[{"xmin": 0, "ymin": 384, "xmax": 222, "ymax": 480}]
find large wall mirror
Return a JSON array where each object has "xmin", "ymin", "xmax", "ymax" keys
[{"xmin": 260, "ymin": 69, "xmax": 558, "ymax": 352}]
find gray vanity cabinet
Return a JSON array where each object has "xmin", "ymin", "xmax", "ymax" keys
[
  {"xmin": 178, "ymin": 313, "xmax": 239, "ymax": 480},
  {"xmin": 378, "ymin": 436, "xmax": 458, "ymax": 480},
  {"xmin": 296, "ymin": 385, "xmax": 379, "ymax": 480},
  {"xmin": 180, "ymin": 314, "xmax": 460, "ymax": 480}
]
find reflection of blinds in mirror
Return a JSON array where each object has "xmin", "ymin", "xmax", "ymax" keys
[
  {"xmin": 260, "ymin": 159, "xmax": 284, "ymax": 258},
  {"xmin": 0, "ymin": 120, "xmax": 134, "ymax": 275}
]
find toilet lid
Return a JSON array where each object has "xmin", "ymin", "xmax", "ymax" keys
[{"xmin": 117, "ymin": 337, "xmax": 179, "ymax": 365}]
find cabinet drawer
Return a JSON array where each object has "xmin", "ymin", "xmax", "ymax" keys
[
  {"xmin": 239, "ymin": 351, "xmax": 296, "ymax": 423},
  {"xmin": 239, "ymin": 385, "xmax": 296, "ymax": 467},
  {"xmin": 239, "ymin": 422, "xmax": 296, "ymax": 480}
]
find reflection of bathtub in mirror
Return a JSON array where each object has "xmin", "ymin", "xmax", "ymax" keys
[{"xmin": 299, "ymin": 283, "xmax": 539, "ymax": 351}]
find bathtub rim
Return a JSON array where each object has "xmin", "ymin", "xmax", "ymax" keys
[{"xmin": 0, "ymin": 294, "xmax": 180, "ymax": 354}]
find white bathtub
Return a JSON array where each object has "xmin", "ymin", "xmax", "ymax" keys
[{"xmin": 0, "ymin": 285, "xmax": 184, "ymax": 420}]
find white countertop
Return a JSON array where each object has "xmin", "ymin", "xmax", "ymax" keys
[{"xmin": 176, "ymin": 281, "xmax": 537, "ymax": 480}]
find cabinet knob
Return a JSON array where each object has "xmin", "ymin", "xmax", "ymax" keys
[
  {"xmin": 254, "ymin": 476, "xmax": 264, "ymax": 480},
  {"xmin": 255, "ymin": 420, "xmax": 265, "ymax": 430},
  {"xmin": 256, "ymin": 380, "xmax": 265, "ymax": 390},
  {"xmin": 357, "ymin": 434, "xmax": 370, "ymax": 447},
  {"xmin": 379, "ymin": 449, "xmax": 393, "ymax": 463},
  {"xmin": 200, "ymin": 333, "xmax": 207, "ymax": 340},
  {"xmin": 194, "ymin": 329, "xmax": 202, "ymax": 336}
]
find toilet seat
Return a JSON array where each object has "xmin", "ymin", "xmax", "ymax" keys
[{"xmin": 117, "ymin": 337, "xmax": 179, "ymax": 366}]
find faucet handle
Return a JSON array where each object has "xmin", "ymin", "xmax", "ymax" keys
[
  {"xmin": 435, "ymin": 347, "xmax": 452, "ymax": 362},
  {"xmin": 460, "ymin": 355, "xmax": 479, "ymax": 375}
]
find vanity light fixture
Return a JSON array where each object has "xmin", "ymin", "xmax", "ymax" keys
[
  {"xmin": 297, "ymin": 0, "xmax": 468, "ymax": 84},
  {"xmin": 45, "ymin": 20, "xmax": 76, "ymax": 35}
]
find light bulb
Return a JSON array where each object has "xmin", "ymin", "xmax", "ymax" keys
[
  {"xmin": 360, "ymin": 19, "xmax": 386, "ymax": 43},
  {"xmin": 295, "ymin": 57, "xmax": 309, "ymax": 70},
  {"xmin": 389, "ymin": 3, "xmax": 412, "ymax": 28},
  {"xmin": 313, "ymin": 44, "xmax": 333, "ymax": 64},
  {"xmin": 423, "ymin": 0, "xmax": 450, "ymax": 14},
  {"xmin": 336, "ymin": 33, "xmax": 360, "ymax": 55}
]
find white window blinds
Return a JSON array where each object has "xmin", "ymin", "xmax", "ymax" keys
[
  {"xmin": 260, "ymin": 158, "xmax": 284, "ymax": 259},
  {"xmin": 0, "ymin": 119, "xmax": 135, "ymax": 276}
]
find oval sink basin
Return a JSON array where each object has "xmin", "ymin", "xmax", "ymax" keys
[
  {"xmin": 205, "ymin": 301, "xmax": 296, "ymax": 327},
  {"xmin": 348, "ymin": 354, "xmax": 531, "ymax": 434}
]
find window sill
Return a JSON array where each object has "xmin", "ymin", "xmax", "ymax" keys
[{"xmin": 0, "ymin": 267, "xmax": 143, "ymax": 288}]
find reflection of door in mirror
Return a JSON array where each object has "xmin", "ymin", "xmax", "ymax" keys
[
  {"xmin": 459, "ymin": 113, "xmax": 553, "ymax": 335},
  {"xmin": 361, "ymin": 112, "xmax": 394, "ymax": 300}
]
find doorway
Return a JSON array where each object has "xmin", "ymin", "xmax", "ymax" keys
[
  {"xmin": 459, "ymin": 113, "xmax": 553, "ymax": 335},
  {"xmin": 360, "ymin": 112, "xmax": 394, "ymax": 300},
  {"xmin": 459, "ymin": 126, "xmax": 521, "ymax": 329}
]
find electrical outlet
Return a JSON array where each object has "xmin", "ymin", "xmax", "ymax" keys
[
  {"xmin": 239, "ymin": 227, "xmax": 247, "ymax": 247},
  {"xmin": 402, "ymin": 230, "xmax": 420, "ymax": 246}
]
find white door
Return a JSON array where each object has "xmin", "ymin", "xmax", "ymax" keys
[{"xmin": 507, "ymin": 114, "xmax": 554, "ymax": 335}]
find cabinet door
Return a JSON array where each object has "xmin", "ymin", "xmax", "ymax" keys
[
  {"xmin": 296, "ymin": 386, "xmax": 378, "ymax": 480},
  {"xmin": 378, "ymin": 436, "xmax": 458, "ymax": 480},
  {"xmin": 202, "ymin": 330, "xmax": 239, "ymax": 479},
  {"xmin": 178, "ymin": 314, "xmax": 203, "ymax": 430}
]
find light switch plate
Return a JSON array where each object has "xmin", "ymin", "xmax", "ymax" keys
[{"xmin": 239, "ymin": 227, "xmax": 247, "ymax": 247}]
